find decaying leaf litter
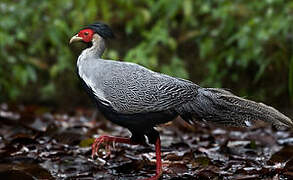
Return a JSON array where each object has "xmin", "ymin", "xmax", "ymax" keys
[{"xmin": 0, "ymin": 103, "xmax": 292, "ymax": 179}]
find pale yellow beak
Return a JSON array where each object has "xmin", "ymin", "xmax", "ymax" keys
[{"xmin": 69, "ymin": 34, "xmax": 83, "ymax": 44}]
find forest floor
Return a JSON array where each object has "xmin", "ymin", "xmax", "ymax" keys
[{"xmin": 0, "ymin": 103, "xmax": 292, "ymax": 179}]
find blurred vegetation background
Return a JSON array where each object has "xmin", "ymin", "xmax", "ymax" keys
[{"xmin": 1, "ymin": 0, "xmax": 293, "ymax": 108}]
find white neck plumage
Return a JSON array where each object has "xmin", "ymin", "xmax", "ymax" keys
[{"xmin": 81, "ymin": 34, "xmax": 106, "ymax": 59}]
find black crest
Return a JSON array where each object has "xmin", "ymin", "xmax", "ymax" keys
[{"xmin": 83, "ymin": 22, "xmax": 115, "ymax": 39}]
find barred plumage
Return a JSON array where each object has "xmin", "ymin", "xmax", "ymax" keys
[
  {"xmin": 74, "ymin": 22, "xmax": 292, "ymax": 130},
  {"xmin": 78, "ymin": 57, "xmax": 198, "ymax": 114}
]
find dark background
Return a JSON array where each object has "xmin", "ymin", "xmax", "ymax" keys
[{"xmin": 1, "ymin": 0, "xmax": 293, "ymax": 111}]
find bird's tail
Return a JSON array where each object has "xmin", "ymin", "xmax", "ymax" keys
[{"xmin": 178, "ymin": 88, "xmax": 293, "ymax": 129}]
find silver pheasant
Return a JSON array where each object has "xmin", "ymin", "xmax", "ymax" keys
[{"xmin": 70, "ymin": 22, "xmax": 293, "ymax": 180}]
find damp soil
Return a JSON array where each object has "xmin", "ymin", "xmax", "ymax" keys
[{"xmin": 0, "ymin": 103, "xmax": 292, "ymax": 179}]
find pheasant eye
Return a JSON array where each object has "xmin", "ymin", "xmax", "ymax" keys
[{"xmin": 84, "ymin": 32, "xmax": 89, "ymax": 35}]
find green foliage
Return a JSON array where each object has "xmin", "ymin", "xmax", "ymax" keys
[
  {"xmin": 0, "ymin": 0, "xmax": 292, "ymax": 105},
  {"xmin": 197, "ymin": 1, "xmax": 293, "ymax": 88},
  {"xmin": 289, "ymin": 57, "xmax": 293, "ymax": 101}
]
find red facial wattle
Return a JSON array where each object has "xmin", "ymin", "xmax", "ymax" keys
[{"xmin": 78, "ymin": 29, "xmax": 94, "ymax": 43}]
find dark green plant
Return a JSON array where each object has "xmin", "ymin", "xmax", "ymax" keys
[{"xmin": 0, "ymin": 0, "xmax": 292, "ymax": 105}]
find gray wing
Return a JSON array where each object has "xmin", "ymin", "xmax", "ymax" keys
[{"xmin": 98, "ymin": 61, "xmax": 199, "ymax": 114}]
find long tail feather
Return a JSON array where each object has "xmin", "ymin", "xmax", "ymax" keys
[{"xmin": 178, "ymin": 88, "xmax": 293, "ymax": 128}]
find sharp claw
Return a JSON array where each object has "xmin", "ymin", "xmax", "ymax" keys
[
  {"xmin": 105, "ymin": 144, "xmax": 111, "ymax": 157},
  {"xmin": 91, "ymin": 135, "xmax": 132, "ymax": 161},
  {"xmin": 92, "ymin": 136, "xmax": 110, "ymax": 159}
]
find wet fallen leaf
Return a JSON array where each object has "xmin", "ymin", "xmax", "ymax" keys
[{"xmin": 0, "ymin": 103, "xmax": 292, "ymax": 179}]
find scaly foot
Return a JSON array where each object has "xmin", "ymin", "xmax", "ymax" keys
[{"xmin": 91, "ymin": 135, "xmax": 162, "ymax": 180}]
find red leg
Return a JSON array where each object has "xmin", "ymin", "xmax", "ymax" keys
[
  {"xmin": 91, "ymin": 135, "xmax": 134, "ymax": 157},
  {"xmin": 142, "ymin": 137, "xmax": 162, "ymax": 180},
  {"xmin": 91, "ymin": 135, "xmax": 163, "ymax": 180}
]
